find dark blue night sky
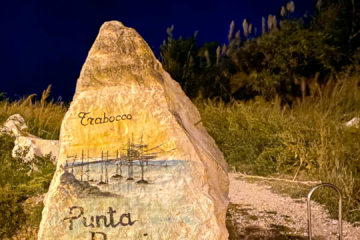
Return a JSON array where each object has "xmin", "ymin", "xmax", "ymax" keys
[{"xmin": 0, "ymin": 0, "xmax": 316, "ymax": 101}]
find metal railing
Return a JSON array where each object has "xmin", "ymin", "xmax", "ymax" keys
[{"xmin": 307, "ymin": 183, "xmax": 343, "ymax": 240}]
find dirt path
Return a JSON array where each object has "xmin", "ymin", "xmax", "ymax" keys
[{"xmin": 227, "ymin": 173, "xmax": 360, "ymax": 240}]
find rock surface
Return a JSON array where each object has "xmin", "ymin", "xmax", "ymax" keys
[
  {"xmin": 38, "ymin": 21, "xmax": 229, "ymax": 240},
  {"xmin": 1, "ymin": 114, "xmax": 59, "ymax": 164},
  {"xmin": 12, "ymin": 135, "xmax": 59, "ymax": 163},
  {"xmin": 345, "ymin": 117, "xmax": 360, "ymax": 128},
  {"xmin": 1, "ymin": 114, "xmax": 28, "ymax": 137}
]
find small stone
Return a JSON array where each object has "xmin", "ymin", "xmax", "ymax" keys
[
  {"xmin": 12, "ymin": 136, "xmax": 59, "ymax": 164},
  {"xmin": 1, "ymin": 114, "xmax": 28, "ymax": 137},
  {"xmin": 1, "ymin": 114, "xmax": 59, "ymax": 164},
  {"xmin": 345, "ymin": 117, "xmax": 360, "ymax": 128}
]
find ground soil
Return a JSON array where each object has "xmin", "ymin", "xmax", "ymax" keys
[{"xmin": 227, "ymin": 173, "xmax": 360, "ymax": 240}]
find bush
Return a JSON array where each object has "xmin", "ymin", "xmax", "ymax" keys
[
  {"xmin": 0, "ymin": 185, "xmax": 26, "ymax": 238},
  {"xmin": 0, "ymin": 134, "xmax": 56, "ymax": 238},
  {"xmin": 160, "ymin": 27, "xmax": 232, "ymax": 100},
  {"xmin": 197, "ymin": 68, "xmax": 360, "ymax": 222},
  {"xmin": 197, "ymin": 98, "xmax": 286, "ymax": 175},
  {"xmin": 160, "ymin": 1, "xmax": 360, "ymax": 103},
  {"xmin": 0, "ymin": 86, "xmax": 61, "ymax": 237}
]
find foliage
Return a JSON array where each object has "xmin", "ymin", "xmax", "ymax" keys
[
  {"xmin": 196, "ymin": 97, "xmax": 285, "ymax": 175},
  {"xmin": 160, "ymin": 1, "xmax": 360, "ymax": 103},
  {"xmin": 197, "ymin": 69, "xmax": 360, "ymax": 222},
  {"xmin": 0, "ymin": 134, "xmax": 56, "ymax": 238},
  {"xmin": 313, "ymin": 0, "xmax": 360, "ymax": 57},
  {"xmin": 160, "ymin": 27, "xmax": 232, "ymax": 100},
  {"xmin": 230, "ymin": 20, "xmax": 340, "ymax": 101},
  {"xmin": 0, "ymin": 85, "xmax": 61, "ymax": 237},
  {"xmin": 0, "ymin": 185, "xmax": 26, "ymax": 238}
]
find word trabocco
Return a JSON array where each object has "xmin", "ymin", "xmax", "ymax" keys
[{"xmin": 78, "ymin": 112, "xmax": 132, "ymax": 126}]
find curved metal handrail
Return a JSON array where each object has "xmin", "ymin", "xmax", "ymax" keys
[{"xmin": 307, "ymin": 183, "xmax": 342, "ymax": 240}]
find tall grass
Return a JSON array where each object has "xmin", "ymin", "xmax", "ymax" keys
[
  {"xmin": 0, "ymin": 85, "xmax": 67, "ymax": 140},
  {"xmin": 197, "ymin": 69, "xmax": 360, "ymax": 222}
]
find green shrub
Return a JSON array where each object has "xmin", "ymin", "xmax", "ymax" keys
[
  {"xmin": 0, "ymin": 185, "xmax": 26, "ymax": 238},
  {"xmin": 197, "ymin": 98, "xmax": 286, "ymax": 175},
  {"xmin": 0, "ymin": 135, "xmax": 30, "ymax": 188},
  {"xmin": 198, "ymin": 69, "xmax": 360, "ymax": 222},
  {"xmin": 0, "ymin": 134, "xmax": 56, "ymax": 237}
]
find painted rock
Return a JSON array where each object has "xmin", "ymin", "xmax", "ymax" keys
[{"xmin": 38, "ymin": 21, "xmax": 229, "ymax": 240}]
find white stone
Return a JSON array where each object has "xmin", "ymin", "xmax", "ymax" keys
[
  {"xmin": 345, "ymin": 117, "xmax": 359, "ymax": 128},
  {"xmin": 1, "ymin": 114, "xmax": 60, "ymax": 164},
  {"xmin": 1, "ymin": 114, "xmax": 28, "ymax": 137},
  {"xmin": 12, "ymin": 136, "xmax": 59, "ymax": 164}
]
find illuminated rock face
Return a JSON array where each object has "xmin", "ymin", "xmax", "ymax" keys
[{"xmin": 38, "ymin": 21, "xmax": 229, "ymax": 240}]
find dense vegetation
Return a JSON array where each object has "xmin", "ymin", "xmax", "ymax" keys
[
  {"xmin": 0, "ymin": 136, "xmax": 56, "ymax": 238},
  {"xmin": 161, "ymin": 0, "xmax": 360, "ymax": 102},
  {"xmin": 0, "ymin": 88, "xmax": 65, "ymax": 238},
  {"xmin": 197, "ymin": 71, "xmax": 360, "ymax": 222}
]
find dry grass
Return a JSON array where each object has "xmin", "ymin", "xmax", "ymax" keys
[
  {"xmin": 197, "ymin": 70, "xmax": 360, "ymax": 222},
  {"xmin": 0, "ymin": 85, "xmax": 67, "ymax": 139}
]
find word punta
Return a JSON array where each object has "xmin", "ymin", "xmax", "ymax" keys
[
  {"xmin": 78, "ymin": 112, "xmax": 132, "ymax": 126},
  {"xmin": 63, "ymin": 206, "xmax": 137, "ymax": 230}
]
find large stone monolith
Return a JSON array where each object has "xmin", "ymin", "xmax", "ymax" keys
[{"xmin": 38, "ymin": 21, "xmax": 229, "ymax": 240}]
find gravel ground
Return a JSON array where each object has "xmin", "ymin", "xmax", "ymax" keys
[{"xmin": 228, "ymin": 173, "xmax": 360, "ymax": 240}]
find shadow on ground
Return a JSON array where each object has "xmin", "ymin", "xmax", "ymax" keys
[{"xmin": 226, "ymin": 203, "xmax": 309, "ymax": 240}]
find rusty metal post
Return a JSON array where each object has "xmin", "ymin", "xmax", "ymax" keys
[{"xmin": 307, "ymin": 183, "xmax": 342, "ymax": 240}]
